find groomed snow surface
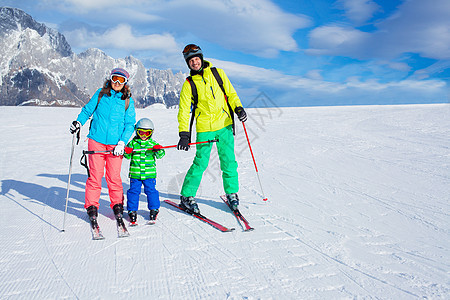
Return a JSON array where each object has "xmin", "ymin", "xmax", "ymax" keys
[{"xmin": 0, "ymin": 104, "xmax": 449, "ymax": 299}]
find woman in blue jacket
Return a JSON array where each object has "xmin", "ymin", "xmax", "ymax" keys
[{"xmin": 70, "ymin": 68, "xmax": 136, "ymax": 225}]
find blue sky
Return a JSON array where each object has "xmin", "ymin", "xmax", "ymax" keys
[{"xmin": 2, "ymin": 0, "xmax": 449, "ymax": 107}]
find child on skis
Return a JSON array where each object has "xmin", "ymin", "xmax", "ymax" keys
[{"xmin": 123, "ymin": 118, "xmax": 165, "ymax": 225}]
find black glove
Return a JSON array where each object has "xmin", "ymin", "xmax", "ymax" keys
[
  {"xmin": 235, "ymin": 106, "xmax": 247, "ymax": 122},
  {"xmin": 70, "ymin": 121, "xmax": 81, "ymax": 134},
  {"xmin": 177, "ymin": 132, "xmax": 190, "ymax": 151}
]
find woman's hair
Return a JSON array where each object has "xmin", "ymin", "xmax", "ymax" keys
[{"xmin": 99, "ymin": 79, "xmax": 132, "ymax": 100}]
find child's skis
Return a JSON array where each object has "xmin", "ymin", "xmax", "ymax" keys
[{"xmin": 220, "ymin": 195, "xmax": 254, "ymax": 231}]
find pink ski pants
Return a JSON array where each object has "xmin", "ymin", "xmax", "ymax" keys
[{"xmin": 84, "ymin": 139, "xmax": 124, "ymax": 209}]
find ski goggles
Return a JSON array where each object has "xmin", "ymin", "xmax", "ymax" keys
[
  {"xmin": 136, "ymin": 128, "xmax": 153, "ymax": 137},
  {"xmin": 182, "ymin": 44, "xmax": 201, "ymax": 54},
  {"xmin": 110, "ymin": 74, "xmax": 127, "ymax": 84}
]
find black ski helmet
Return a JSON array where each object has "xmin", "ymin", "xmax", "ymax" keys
[{"xmin": 182, "ymin": 44, "xmax": 203, "ymax": 68}]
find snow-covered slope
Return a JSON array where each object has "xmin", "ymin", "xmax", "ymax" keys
[{"xmin": 0, "ymin": 104, "xmax": 449, "ymax": 299}]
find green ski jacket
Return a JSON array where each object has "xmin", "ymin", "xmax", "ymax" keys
[{"xmin": 124, "ymin": 137, "xmax": 165, "ymax": 180}]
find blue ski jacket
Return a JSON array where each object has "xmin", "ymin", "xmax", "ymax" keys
[{"xmin": 76, "ymin": 88, "xmax": 136, "ymax": 145}]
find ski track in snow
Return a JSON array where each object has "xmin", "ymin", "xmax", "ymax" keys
[{"xmin": 0, "ymin": 105, "xmax": 449, "ymax": 299}]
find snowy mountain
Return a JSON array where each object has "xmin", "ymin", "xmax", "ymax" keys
[
  {"xmin": 1, "ymin": 104, "xmax": 449, "ymax": 298},
  {"xmin": 0, "ymin": 7, "xmax": 185, "ymax": 108}
]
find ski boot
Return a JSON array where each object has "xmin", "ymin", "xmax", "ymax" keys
[
  {"xmin": 87, "ymin": 205, "xmax": 104, "ymax": 240},
  {"xmin": 87, "ymin": 205, "xmax": 99, "ymax": 229},
  {"xmin": 113, "ymin": 204, "xmax": 130, "ymax": 237},
  {"xmin": 180, "ymin": 196, "xmax": 200, "ymax": 214},
  {"xmin": 128, "ymin": 211, "xmax": 138, "ymax": 226},
  {"xmin": 148, "ymin": 209, "xmax": 159, "ymax": 225},
  {"xmin": 113, "ymin": 203, "xmax": 124, "ymax": 218},
  {"xmin": 226, "ymin": 193, "xmax": 239, "ymax": 211}
]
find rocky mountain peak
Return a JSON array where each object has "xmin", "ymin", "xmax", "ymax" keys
[
  {"xmin": 0, "ymin": 7, "xmax": 184, "ymax": 108},
  {"xmin": 0, "ymin": 7, "xmax": 72, "ymax": 57}
]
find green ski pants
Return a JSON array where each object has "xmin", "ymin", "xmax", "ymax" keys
[{"xmin": 181, "ymin": 125, "xmax": 239, "ymax": 197}]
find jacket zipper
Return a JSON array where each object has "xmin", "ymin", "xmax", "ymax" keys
[{"xmin": 202, "ymin": 74, "xmax": 216, "ymax": 99}]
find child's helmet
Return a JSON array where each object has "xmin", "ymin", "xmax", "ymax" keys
[
  {"xmin": 135, "ymin": 118, "xmax": 154, "ymax": 139},
  {"xmin": 135, "ymin": 118, "xmax": 154, "ymax": 130}
]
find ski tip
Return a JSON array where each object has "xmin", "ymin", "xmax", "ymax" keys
[{"xmin": 245, "ymin": 228, "xmax": 255, "ymax": 232}]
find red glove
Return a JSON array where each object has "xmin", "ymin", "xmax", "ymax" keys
[
  {"xmin": 124, "ymin": 146, "xmax": 133, "ymax": 154},
  {"xmin": 152, "ymin": 144, "xmax": 163, "ymax": 152}
]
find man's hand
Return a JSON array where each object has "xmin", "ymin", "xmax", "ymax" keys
[
  {"xmin": 177, "ymin": 132, "xmax": 190, "ymax": 151},
  {"xmin": 235, "ymin": 107, "xmax": 247, "ymax": 122}
]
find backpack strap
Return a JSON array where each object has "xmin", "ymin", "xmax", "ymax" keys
[
  {"xmin": 186, "ymin": 68, "xmax": 236, "ymax": 137},
  {"xmin": 210, "ymin": 67, "xmax": 235, "ymax": 135},
  {"xmin": 89, "ymin": 90, "xmax": 130, "ymax": 131},
  {"xmin": 96, "ymin": 91, "xmax": 130, "ymax": 111},
  {"xmin": 186, "ymin": 76, "xmax": 198, "ymax": 141}
]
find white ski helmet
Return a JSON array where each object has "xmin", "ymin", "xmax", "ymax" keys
[{"xmin": 135, "ymin": 118, "xmax": 154, "ymax": 131}]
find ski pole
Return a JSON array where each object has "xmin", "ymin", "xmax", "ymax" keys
[
  {"xmin": 82, "ymin": 150, "xmax": 112, "ymax": 154},
  {"xmin": 125, "ymin": 139, "xmax": 218, "ymax": 153},
  {"xmin": 242, "ymin": 122, "xmax": 268, "ymax": 201},
  {"xmin": 62, "ymin": 134, "xmax": 77, "ymax": 232},
  {"xmin": 79, "ymin": 150, "xmax": 112, "ymax": 178}
]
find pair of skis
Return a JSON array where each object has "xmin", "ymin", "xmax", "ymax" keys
[
  {"xmin": 130, "ymin": 218, "xmax": 157, "ymax": 227},
  {"xmin": 164, "ymin": 195, "xmax": 254, "ymax": 232},
  {"xmin": 90, "ymin": 215, "xmax": 130, "ymax": 240},
  {"xmin": 90, "ymin": 213, "xmax": 158, "ymax": 240},
  {"xmin": 90, "ymin": 195, "xmax": 254, "ymax": 239}
]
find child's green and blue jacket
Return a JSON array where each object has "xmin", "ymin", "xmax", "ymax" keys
[{"xmin": 124, "ymin": 137, "xmax": 165, "ymax": 180}]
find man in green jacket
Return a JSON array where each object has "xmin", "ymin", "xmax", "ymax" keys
[{"xmin": 177, "ymin": 44, "xmax": 248, "ymax": 214}]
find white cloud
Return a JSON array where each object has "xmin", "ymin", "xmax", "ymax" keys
[
  {"xmin": 49, "ymin": 0, "xmax": 310, "ymax": 58},
  {"xmin": 336, "ymin": 0, "xmax": 380, "ymax": 24},
  {"xmin": 206, "ymin": 0, "xmax": 310, "ymax": 55},
  {"xmin": 210, "ymin": 58, "xmax": 345, "ymax": 93},
  {"xmin": 376, "ymin": 0, "xmax": 450, "ymax": 60},
  {"xmin": 377, "ymin": 60, "xmax": 411, "ymax": 72},
  {"xmin": 63, "ymin": 24, "xmax": 178, "ymax": 52},
  {"xmin": 306, "ymin": 25, "xmax": 369, "ymax": 57},
  {"xmin": 305, "ymin": 69, "xmax": 324, "ymax": 80},
  {"xmin": 410, "ymin": 60, "xmax": 450, "ymax": 80},
  {"xmin": 210, "ymin": 58, "xmax": 446, "ymax": 96},
  {"xmin": 46, "ymin": 0, "xmax": 149, "ymax": 13},
  {"xmin": 308, "ymin": 0, "xmax": 450, "ymax": 60}
]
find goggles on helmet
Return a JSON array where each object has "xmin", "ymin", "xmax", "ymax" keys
[
  {"xmin": 110, "ymin": 74, "xmax": 127, "ymax": 84},
  {"xmin": 182, "ymin": 44, "xmax": 201, "ymax": 55},
  {"xmin": 136, "ymin": 128, "xmax": 153, "ymax": 138}
]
